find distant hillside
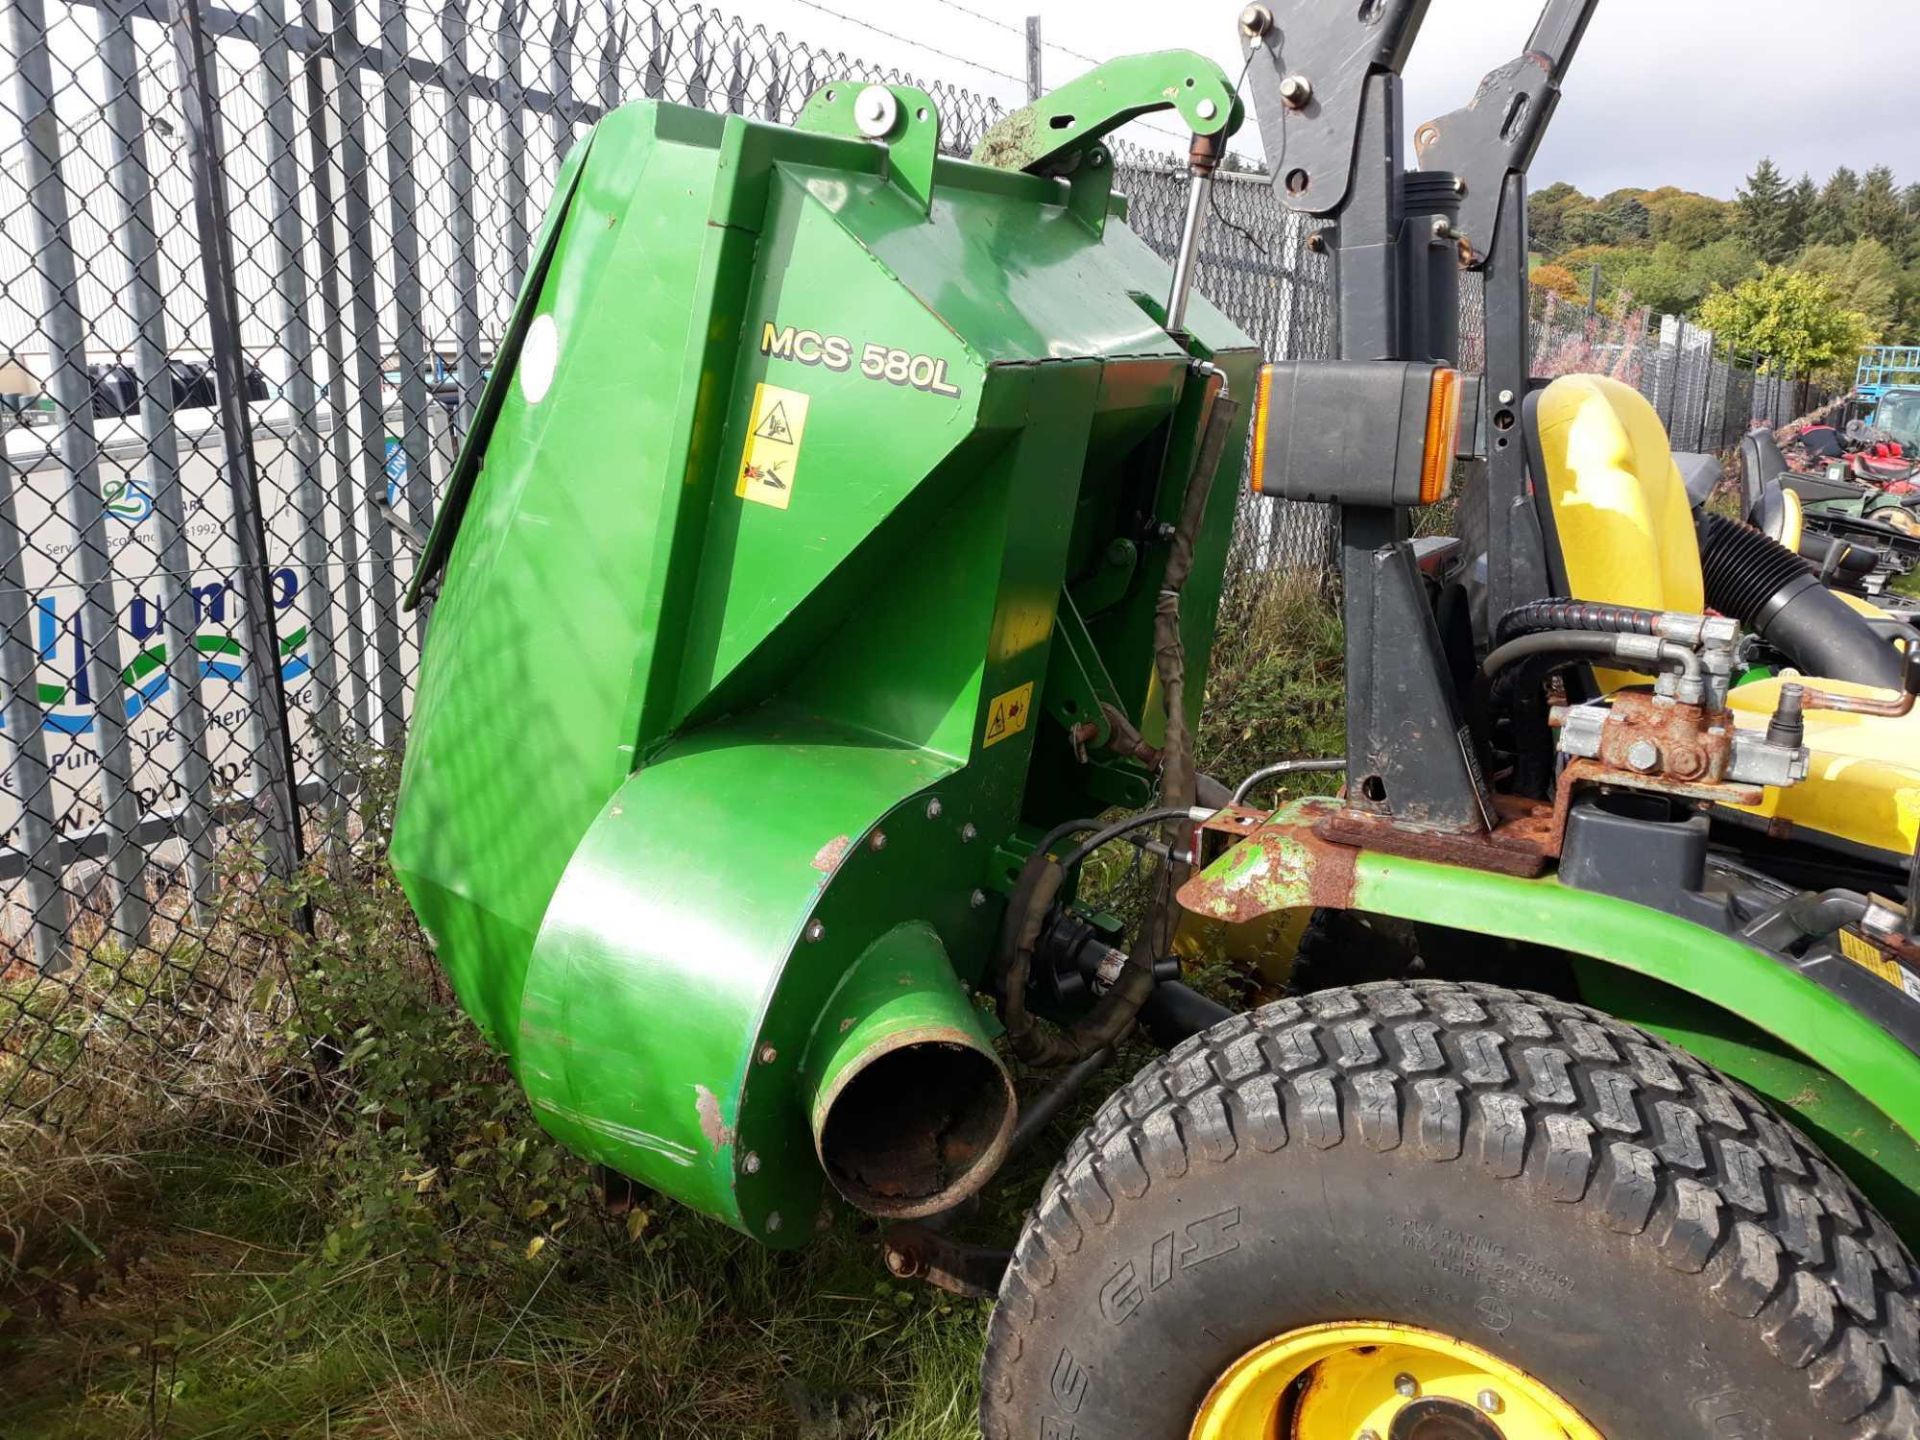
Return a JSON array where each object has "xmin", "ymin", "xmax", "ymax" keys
[{"xmin": 1528, "ymin": 162, "xmax": 1920, "ymax": 346}]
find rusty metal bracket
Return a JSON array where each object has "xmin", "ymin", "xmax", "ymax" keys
[{"xmin": 881, "ymin": 1223, "xmax": 1011, "ymax": 1300}]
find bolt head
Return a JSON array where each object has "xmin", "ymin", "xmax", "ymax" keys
[
  {"xmin": 1237, "ymin": 2, "xmax": 1273, "ymax": 37},
  {"xmin": 852, "ymin": 85, "xmax": 900, "ymax": 139},
  {"xmin": 970, "ymin": 888, "xmax": 988, "ymax": 909},
  {"xmin": 1393, "ymin": 1373, "xmax": 1419, "ymax": 1398},
  {"xmin": 1278, "ymin": 73, "xmax": 1313, "ymax": 108},
  {"xmin": 926, "ymin": 797, "xmax": 943, "ymax": 819},
  {"xmin": 869, "ymin": 829, "xmax": 888, "ymax": 851},
  {"xmin": 758, "ymin": 1044, "xmax": 778, "ymax": 1064},
  {"xmin": 960, "ymin": 823, "xmax": 978, "ymax": 843},
  {"xmin": 1194, "ymin": 97, "xmax": 1219, "ymax": 122},
  {"xmin": 765, "ymin": 1210, "xmax": 783, "ymax": 1232},
  {"xmin": 1626, "ymin": 738, "xmax": 1661, "ymax": 773},
  {"xmin": 742, "ymin": 1151, "xmax": 761, "ymax": 1174},
  {"xmin": 804, "ymin": 919, "xmax": 826, "ymax": 943},
  {"xmin": 1497, "ymin": 388, "xmax": 1517, "ymax": 404},
  {"xmin": 1477, "ymin": 1388, "xmax": 1504, "ymax": 1415}
]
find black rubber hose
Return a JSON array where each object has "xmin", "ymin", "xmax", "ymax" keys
[
  {"xmin": 1055, "ymin": 808, "xmax": 1197, "ymax": 873},
  {"xmin": 1482, "ymin": 630, "xmax": 1694, "ymax": 689},
  {"xmin": 1494, "ymin": 598, "xmax": 1662, "ymax": 646},
  {"xmin": 1483, "ymin": 629, "xmax": 1630, "ymax": 678},
  {"xmin": 1701, "ymin": 514, "xmax": 1906, "ymax": 690},
  {"xmin": 1008, "ymin": 1046, "xmax": 1115, "ymax": 1158},
  {"xmin": 993, "ymin": 808, "xmax": 1193, "ymax": 1067},
  {"xmin": 1137, "ymin": 980, "xmax": 1234, "ymax": 1048}
]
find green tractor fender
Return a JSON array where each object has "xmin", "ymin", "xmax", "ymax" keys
[{"xmin": 1181, "ymin": 798, "xmax": 1920, "ymax": 1239}]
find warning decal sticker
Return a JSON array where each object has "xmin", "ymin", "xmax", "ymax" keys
[
  {"xmin": 736, "ymin": 382, "xmax": 810, "ymax": 510},
  {"xmin": 982, "ymin": 682, "xmax": 1035, "ymax": 750},
  {"xmin": 1840, "ymin": 928, "xmax": 1920, "ymax": 1003}
]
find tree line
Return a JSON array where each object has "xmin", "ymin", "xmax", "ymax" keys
[{"xmin": 1528, "ymin": 161, "xmax": 1920, "ymax": 379}]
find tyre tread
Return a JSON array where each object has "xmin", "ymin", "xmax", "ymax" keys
[{"xmin": 979, "ymin": 980, "xmax": 1920, "ymax": 1439}]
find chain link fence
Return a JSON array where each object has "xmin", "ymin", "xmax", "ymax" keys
[
  {"xmin": 1528, "ymin": 288, "xmax": 1835, "ymax": 451},
  {"xmin": 0, "ymin": 0, "xmax": 1840, "ymax": 1132}
]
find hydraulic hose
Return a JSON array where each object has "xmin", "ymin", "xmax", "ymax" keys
[
  {"xmin": 1494, "ymin": 599, "xmax": 1663, "ymax": 645},
  {"xmin": 1481, "ymin": 629, "xmax": 1698, "ymax": 691},
  {"xmin": 1232, "ymin": 757, "xmax": 1349, "ymax": 807},
  {"xmin": 1484, "ymin": 630, "xmax": 1697, "ymax": 800},
  {"xmin": 1700, "ymin": 514, "xmax": 1906, "ymax": 690},
  {"xmin": 1137, "ymin": 980, "xmax": 1235, "ymax": 1048},
  {"xmin": 992, "ymin": 363, "xmax": 1240, "ymax": 1070}
]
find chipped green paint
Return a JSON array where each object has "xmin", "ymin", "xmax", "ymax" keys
[{"xmin": 970, "ymin": 50, "xmax": 1241, "ymax": 174}]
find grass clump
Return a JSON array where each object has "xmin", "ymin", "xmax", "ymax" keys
[
  {"xmin": 1199, "ymin": 568, "xmax": 1347, "ymax": 786},
  {"xmin": 2, "ymin": 572, "xmax": 1351, "ymax": 1438},
  {"xmin": 2, "ymin": 754, "xmax": 991, "ymax": 1438}
]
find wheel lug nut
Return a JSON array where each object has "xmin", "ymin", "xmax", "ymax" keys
[
  {"xmin": 1394, "ymin": 1373, "xmax": 1419, "ymax": 1398},
  {"xmin": 1478, "ymin": 1388, "xmax": 1504, "ymax": 1414}
]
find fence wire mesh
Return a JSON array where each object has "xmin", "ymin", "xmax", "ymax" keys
[{"xmin": 0, "ymin": 0, "xmax": 1842, "ymax": 1131}]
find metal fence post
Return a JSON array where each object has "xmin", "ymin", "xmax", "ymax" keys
[
  {"xmin": 323, "ymin": 0, "xmax": 408, "ymax": 742},
  {"xmin": 11, "ymin": 0, "xmax": 149, "ymax": 949},
  {"xmin": 379, "ymin": 0, "xmax": 435, "ymax": 633},
  {"xmin": 170, "ymin": 0, "xmax": 309, "ymax": 896},
  {"xmin": 497, "ymin": 0, "xmax": 530, "ymax": 298},
  {"xmin": 1025, "ymin": 15, "xmax": 1040, "ymax": 103},
  {"xmin": 99, "ymin": 0, "xmax": 217, "ymax": 923},
  {"xmin": 301, "ymin": 0, "xmax": 372, "ymax": 743},
  {"xmin": 442, "ymin": 0, "xmax": 485, "ymax": 437},
  {"xmin": 255, "ymin": 0, "xmax": 344, "ymax": 831},
  {"xmin": 0, "ymin": 445, "xmax": 63, "ymax": 971}
]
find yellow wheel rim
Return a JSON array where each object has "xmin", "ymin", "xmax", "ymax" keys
[
  {"xmin": 1190, "ymin": 1321, "xmax": 1604, "ymax": 1440},
  {"xmin": 1880, "ymin": 508, "xmax": 1920, "ymax": 537}
]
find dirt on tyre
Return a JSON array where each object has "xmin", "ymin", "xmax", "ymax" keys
[{"xmin": 979, "ymin": 980, "xmax": 1920, "ymax": 1439}]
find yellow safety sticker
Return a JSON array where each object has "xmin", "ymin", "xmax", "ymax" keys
[
  {"xmin": 736, "ymin": 382, "xmax": 810, "ymax": 510},
  {"xmin": 1840, "ymin": 928, "xmax": 1920, "ymax": 1003},
  {"xmin": 982, "ymin": 682, "xmax": 1035, "ymax": 749}
]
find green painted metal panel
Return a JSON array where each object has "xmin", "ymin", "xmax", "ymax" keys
[
  {"xmin": 394, "ymin": 106, "xmax": 723, "ymax": 1045},
  {"xmin": 516, "ymin": 719, "xmax": 959, "ymax": 1235},
  {"xmin": 391, "ymin": 83, "xmax": 1258, "ymax": 1237}
]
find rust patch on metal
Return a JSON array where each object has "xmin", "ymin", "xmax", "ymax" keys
[
  {"xmin": 1316, "ymin": 798, "xmax": 1556, "ymax": 879},
  {"xmin": 814, "ymin": 1026, "xmax": 1016, "ymax": 1220},
  {"xmin": 1178, "ymin": 808, "xmax": 1358, "ymax": 924},
  {"xmin": 1547, "ymin": 758, "xmax": 1760, "ymax": 854},
  {"xmin": 812, "ymin": 835, "xmax": 852, "ymax": 873},
  {"xmin": 694, "ymin": 1084, "xmax": 733, "ymax": 1151},
  {"xmin": 882, "ymin": 1221, "xmax": 1011, "ymax": 1299},
  {"xmin": 1583, "ymin": 692, "xmax": 1735, "ymax": 784}
]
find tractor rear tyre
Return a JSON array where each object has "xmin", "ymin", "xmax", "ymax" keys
[{"xmin": 979, "ymin": 980, "xmax": 1920, "ymax": 1439}]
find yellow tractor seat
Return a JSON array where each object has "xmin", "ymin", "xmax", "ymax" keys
[{"xmin": 1525, "ymin": 374, "xmax": 1920, "ymax": 864}]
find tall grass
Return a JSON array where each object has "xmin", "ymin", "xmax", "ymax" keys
[{"xmin": 1, "ymin": 580, "xmax": 1349, "ymax": 1438}]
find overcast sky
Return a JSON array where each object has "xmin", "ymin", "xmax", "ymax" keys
[{"xmin": 721, "ymin": 0, "xmax": 1919, "ymax": 199}]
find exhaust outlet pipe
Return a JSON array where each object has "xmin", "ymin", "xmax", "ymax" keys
[{"xmin": 807, "ymin": 922, "xmax": 1016, "ymax": 1220}]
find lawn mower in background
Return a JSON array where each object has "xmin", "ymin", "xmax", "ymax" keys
[
  {"xmin": 1743, "ymin": 423, "xmax": 1920, "ymax": 598},
  {"xmin": 387, "ymin": 0, "xmax": 1920, "ymax": 1432}
]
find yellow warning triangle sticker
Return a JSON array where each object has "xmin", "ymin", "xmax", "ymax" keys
[
  {"xmin": 982, "ymin": 682, "xmax": 1034, "ymax": 749},
  {"xmin": 736, "ymin": 383, "xmax": 810, "ymax": 510},
  {"xmin": 754, "ymin": 403, "xmax": 793, "ymax": 443}
]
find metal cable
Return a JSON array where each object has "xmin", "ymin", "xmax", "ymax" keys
[{"xmin": 791, "ymin": 0, "xmax": 1025, "ymax": 85}]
